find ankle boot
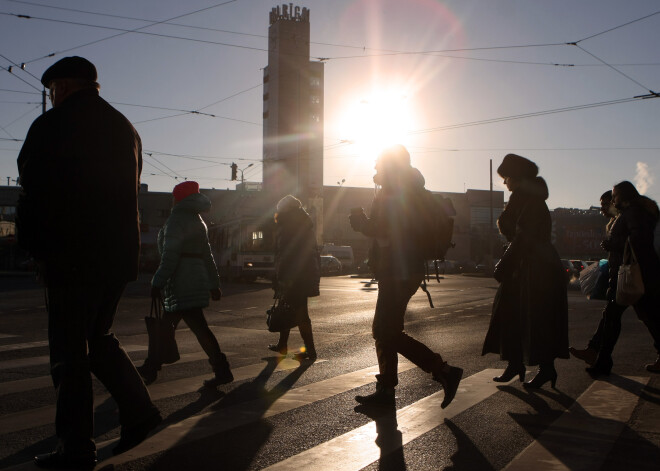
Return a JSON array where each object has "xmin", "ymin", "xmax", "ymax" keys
[
  {"xmin": 524, "ymin": 362, "xmax": 557, "ymax": 389},
  {"xmin": 569, "ymin": 346, "xmax": 598, "ymax": 366},
  {"xmin": 431, "ymin": 357, "xmax": 463, "ymax": 408},
  {"xmin": 493, "ymin": 362, "xmax": 526, "ymax": 382},
  {"xmin": 355, "ymin": 383, "xmax": 395, "ymax": 406}
]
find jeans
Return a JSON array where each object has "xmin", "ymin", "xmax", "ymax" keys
[
  {"xmin": 372, "ymin": 275, "xmax": 441, "ymax": 388},
  {"xmin": 47, "ymin": 272, "xmax": 158, "ymax": 455}
]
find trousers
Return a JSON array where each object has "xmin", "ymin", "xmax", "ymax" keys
[
  {"xmin": 47, "ymin": 271, "xmax": 158, "ymax": 454},
  {"xmin": 372, "ymin": 274, "xmax": 440, "ymax": 388}
]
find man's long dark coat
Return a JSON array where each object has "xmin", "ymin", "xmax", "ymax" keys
[{"xmin": 17, "ymin": 88, "xmax": 142, "ymax": 281}]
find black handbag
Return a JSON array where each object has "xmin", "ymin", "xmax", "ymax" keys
[
  {"xmin": 266, "ymin": 298, "xmax": 298, "ymax": 333},
  {"xmin": 145, "ymin": 299, "xmax": 180, "ymax": 365}
]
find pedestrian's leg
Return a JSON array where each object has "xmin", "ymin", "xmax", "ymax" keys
[
  {"xmin": 180, "ymin": 308, "xmax": 232, "ymax": 378},
  {"xmin": 88, "ymin": 280, "xmax": 161, "ymax": 455},
  {"xmin": 296, "ymin": 300, "xmax": 316, "ymax": 359},
  {"xmin": 46, "ymin": 277, "xmax": 96, "ymax": 458},
  {"xmin": 634, "ymin": 294, "xmax": 660, "ymax": 372},
  {"xmin": 588, "ymin": 301, "xmax": 626, "ymax": 375}
]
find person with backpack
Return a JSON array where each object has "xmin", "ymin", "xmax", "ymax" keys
[
  {"xmin": 349, "ymin": 144, "xmax": 463, "ymax": 408},
  {"xmin": 482, "ymin": 154, "xmax": 569, "ymax": 389}
]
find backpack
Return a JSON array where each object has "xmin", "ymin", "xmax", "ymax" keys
[{"xmin": 411, "ymin": 188, "xmax": 456, "ymax": 307}]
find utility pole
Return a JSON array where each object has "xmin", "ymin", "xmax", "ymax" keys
[
  {"xmin": 42, "ymin": 88, "xmax": 47, "ymax": 114},
  {"xmin": 489, "ymin": 159, "xmax": 494, "ymax": 265}
]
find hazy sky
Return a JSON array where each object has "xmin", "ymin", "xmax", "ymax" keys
[{"xmin": 1, "ymin": 0, "xmax": 659, "ymax": 209}]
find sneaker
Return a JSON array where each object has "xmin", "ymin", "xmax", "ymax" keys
[
  {"xmin": 268, "ymin": 344, "xmax": 287, "ymax": 355},
  {"xmin": 433, "ymin": 363, "xmax": 463, "ymax": 409},
  {"xmin": 203, "ymin": 368, "xmax": 234, "ymax": 387},
  {"xmin": 569, "ymin": 346, "xmax": 598, "ymax": 366},
  {"xmin": 646, "ymin": 356, "xmax": 660, "ymax": 373},
  {"xmin": 355, "ymin": 384, "xmax": 395, "ymax": 406},
  {"xmin": 112, "ymin": 411, "xmax": 162, "ymax": 456}
]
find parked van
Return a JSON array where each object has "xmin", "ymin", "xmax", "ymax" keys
[{"xmin": 320, "ymin": 245, "xmax": 354, "ymax": 273}]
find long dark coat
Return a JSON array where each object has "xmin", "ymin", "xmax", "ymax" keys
[
  {"xmin": 16, "ymin": 88, "xmax": 142, "ymax": 282},
  {"xmin": 275, "ymin": 207, "xmax": 320, "ymax": 301},
  {"xmin": 482, "ymin": 177, "xmax": 569, "ymax": 365}
]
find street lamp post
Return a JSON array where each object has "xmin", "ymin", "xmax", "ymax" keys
[{"xmin": 239, "ymin": 163, "xmax": 254, "ymax": 189}]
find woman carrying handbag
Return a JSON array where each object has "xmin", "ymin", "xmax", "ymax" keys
[
  {"xmin": 586, "ymin": 181, "xmax": 660, "ymax": 376},
  {"xmin": 267, "ymin": 195, "xmax": 321, "ymax": 361},
  {"xmin": 482, "ymin": 154, "xmax": 569, "ymax": 389},
  {"xmin": 137, "ymin": 181, "xmax": 233, "ymax": 387}
]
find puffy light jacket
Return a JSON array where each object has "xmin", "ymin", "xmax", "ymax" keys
[{"xmin": 152, "ymin": 193, "xmax": 220, "ymax": 312}]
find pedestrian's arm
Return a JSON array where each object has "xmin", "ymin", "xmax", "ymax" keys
[
  {"xmin": 151, "ymin": 221, "xmax": 184, "ymax": 288},
  {"xmin": 202, "ymin": 238, "xmax": 221, "ymax": 290}
]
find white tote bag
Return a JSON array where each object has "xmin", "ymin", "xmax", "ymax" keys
[{"xmin": 616, "ymin": 238, "xmax": 645, "ymax": 306}]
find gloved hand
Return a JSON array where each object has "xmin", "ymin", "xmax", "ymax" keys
[
  {"xmin": 210, "ymin": 288, "xmax": 222, "ymax": 301},
  {"xmin": 349, "ymin": 211, "xmax": 368, "ymax": 232}
]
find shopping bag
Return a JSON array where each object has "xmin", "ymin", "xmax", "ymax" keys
[
  {"xmin": 266, "ymin": 298, "xmax": 298, "ymax": 333},
  {"xmin": 145, "ymin": 299, "xmax": 180, "ymax": 364},
  {"xmin": 616, "ymin": 238, "xmax": 645, "ymax": 306},
  {"xmin": 580, "ymin": 259, "xmax": 608, "ymax": 300}
]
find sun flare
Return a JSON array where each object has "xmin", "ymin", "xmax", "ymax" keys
[{"xmin": 339, "ymin": 90, "xmax": 416, "ymax": 163}]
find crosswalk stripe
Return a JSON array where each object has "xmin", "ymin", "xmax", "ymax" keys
[
  {"xmin": 504, "ymin": 375, "xmax": 648, "ymax": 471},
  {"xmin": 261, "ymin": 369, "xmax": 510, "ymax": 471},
  {"xmin": 0, "ymin": 340, "xmax": 49, "ymax": 352},
  {"xmin": 98, "ymin": 360, "xmax": 419, "ymax": 467},
  {"xmin": 0, "ymin": 356, "xmax": 321, "ymax": 434},
  {"xmin": 0, "ymin": 345, "xmax": 146, "ymax": 371}
]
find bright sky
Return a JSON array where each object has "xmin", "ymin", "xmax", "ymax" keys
[{"xmin": 1, "ymin": 0, "xmax": 659, "ymax": 209}]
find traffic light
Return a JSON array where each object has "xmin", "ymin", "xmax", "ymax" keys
[{"xmin": 231, "ymin": 162, "xmax": 237, "ymax": 181}]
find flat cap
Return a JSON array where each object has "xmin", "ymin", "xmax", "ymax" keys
[
  {"xmin": 41, "ymin": 56, "xmax": 97, "ymax": 87},
  {"xmin": 497, "ymin": 153, "xmax": 538, "ymax": 179}
]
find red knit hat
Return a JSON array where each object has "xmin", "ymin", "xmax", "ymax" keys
[{"xmin": 172, "ymin": 181, "xmax": 200, "ymax": 202}]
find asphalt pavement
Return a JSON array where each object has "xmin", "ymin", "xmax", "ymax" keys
[{"xmin": 0, "ymin": 273, "xmax": 658, "ymax": 470}]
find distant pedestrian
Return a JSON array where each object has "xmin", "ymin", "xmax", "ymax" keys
[
  {"xmin": 268, "ymin": 195, "xmax": 320, "ymax": 361},
  {"xmin": 16, "ymin": 56, "xmax": 160, "ymax": 468},
  {"xmin": 350, "ymin": 145, "xmax": 463, "ymax": 408},
  {"xmin": 586, "ymin": 181, "xmax": 660, "ymax": 376},
  {"xmin": 482, "ymin": 154, "xmax": 569, "ymax": 389},
  {"xmin": 570, "ymin": 190, "xmax": 618, "ymax": 365},
  {"xmin": 138, "ymin": 181, "xmax": 234, "ymax": 387}
]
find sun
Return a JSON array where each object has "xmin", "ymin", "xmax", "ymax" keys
[{"xmin": 339, "ymin": 89, "xmax": 416, "ymax": 163}]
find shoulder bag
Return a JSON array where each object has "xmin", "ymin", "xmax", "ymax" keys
[{"xmin": 616, "ymin": 238, "xmax": 645, "ymax": 306}]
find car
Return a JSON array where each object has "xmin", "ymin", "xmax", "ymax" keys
[
  {"xmin": 320, "ymin": 255, "xmax": 342, "ymax": 276},
  {"xmin": 560, "ymin": 259, "xmax": 576, "ymax": 283},
  {"xmin": 570, "ymin": 260, "xmax": 589, "ymax": 277}
]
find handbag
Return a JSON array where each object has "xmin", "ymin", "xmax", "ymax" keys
[
  {"xmin": 266, "ymin": 298, "xmax": 298, "ymax": 333},
  {"xmin": 145, "ymin": 298, "xmax": 180, "ymax": 365},
  {"xmin": 616, "ymin": 238, "xmax": 645, "ymax": 306}
]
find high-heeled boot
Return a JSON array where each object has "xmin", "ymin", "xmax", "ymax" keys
[
  {"xmin": 523, "ymin": 362, "xmax": 557, "ymax": 389},
  {"xmin": 493, "ymin": 362, "xmax": 526, "ymax": 382}
]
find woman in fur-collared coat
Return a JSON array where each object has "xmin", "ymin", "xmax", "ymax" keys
[{"xmin": 482, "ymin": 154, "xmax": 569, "ymax": 389}]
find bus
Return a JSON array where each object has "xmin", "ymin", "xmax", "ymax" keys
[{"xmin": 208, "ymin": 217, "xmax": 276, "ymax": 282}]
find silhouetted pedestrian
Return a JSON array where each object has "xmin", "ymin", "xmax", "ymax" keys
[
  {"xmin": 137, "ymin": 181, "xmax": 234, "ymax": 387},
  {"xmin": 16, "ymin": 56, "xmax": 160, "ymax": 469},
  {"xmin": 586, "ymin": 181, "xmax": 660, "ymax": 376},
  {"xmin": 482, "ymin": 154, "xmax": 569, "ymax": 389},
  {"xmin": 268, "ymin": 195, "xmax": 320, "ymax": 361},
  {"xmin": 350, "ymin": 145, "xmax": 462, "ymax": 408}
]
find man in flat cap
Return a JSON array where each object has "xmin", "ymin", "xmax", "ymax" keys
[{"xmin": 16, "ymin": 56, "xmax": 161, "ymax": 469}]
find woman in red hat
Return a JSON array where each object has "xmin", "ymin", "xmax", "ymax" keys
[{"xmin": 138, "ymin": 181, "xmax": 233, "ymax": 387}]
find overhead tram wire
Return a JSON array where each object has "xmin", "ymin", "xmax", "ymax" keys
[
  {"xmin": 110, "ymin": 101, "xmax": 262, "ymax": 127},
  {"xmin": 143, "ymin": 149, "xmax": 260, "ymax": 164},
  {"xmin": 408, "ymin": 95, "xmax": 658, "ymax": 136},
  {"xmin": 574, "ymin": 9, "xmax": 660, "ymax": 43},
  {"xmin": 7, "ymin": 0, "xmax": 243, "ymax": 65},
  {"xmin": 142, "ymin": 156, "xmax": 178, "ymax": 181},
  {"xmin": 0, "ymin": 88, "xmax": 41, "ymax": 95}
]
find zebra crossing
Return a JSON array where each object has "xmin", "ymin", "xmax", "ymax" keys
[{"xmin": 0, "ymin": 332, "xmax": 656, "ymax": 470}]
